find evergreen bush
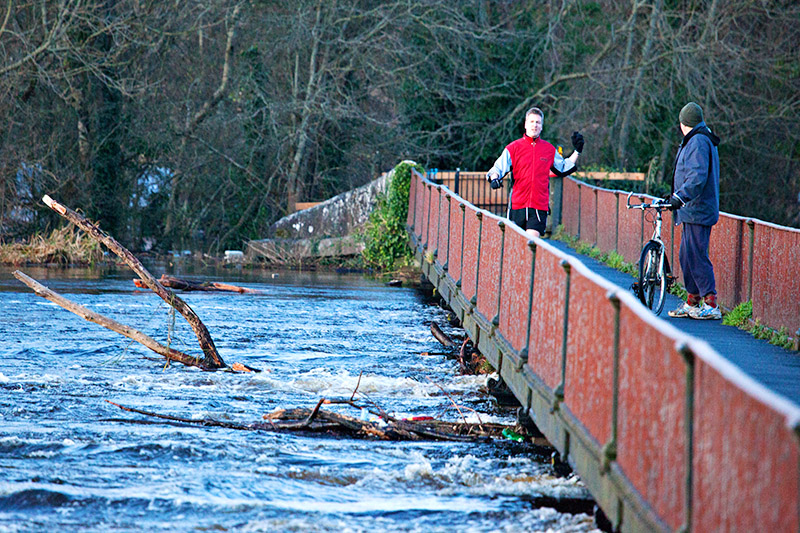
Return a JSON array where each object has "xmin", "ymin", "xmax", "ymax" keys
[{"xmin": 362, "ymin": 161, "xmax": 423, "ymax": 271}]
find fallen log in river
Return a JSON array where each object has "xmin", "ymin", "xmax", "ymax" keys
[
  {"xmin": 133, "ymin": 274, "xmax": 264, "ymax": 294},
  {"xmin": 14, "ymin": 270, "xmax": 218, "ymax": 370}
]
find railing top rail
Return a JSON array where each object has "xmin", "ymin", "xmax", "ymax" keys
[{"xmin": 564, "ymin": 176, "xmax": 800, "ymax": 233}]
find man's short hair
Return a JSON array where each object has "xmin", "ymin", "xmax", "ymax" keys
[{"xmin": 525, "ymin": 107, "xmax": 544, "ymax": 121}]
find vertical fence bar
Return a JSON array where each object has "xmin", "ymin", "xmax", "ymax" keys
[
  {"xmin": 407, "ymin": 170, "xmax": 417, "ymax": 232},
  {"xmin": 443, "ymin": 193, "xmax": 451, "ymax": 271},
  {"xmin": 423, "ymin": 183, "xmax": 431, "ymax": 250},
  {"xmin": 555, "ymin": 259, "xmax": 572, "ymax": 404},
  {"xmin": 472, "ymin": 211, "xmax": 484, "ymax": 306},
  {"xmin": 433, "ymin": 187, "xmax": 441, "ymax": 258},
  {"xmin": 603, "ymin": 291, "xmax": 621, "ymax": 472},
  {"xmin": 458, "ymin": 203, "xmax": 466, "ymax": 288},
  {"xmin": 519, "ymin": 241, "xmax": 537, "ymax": 370},
  {"xmin": 679, "ymin": 343, "xmax": 695, "ymax": 533},
  {"xmin": 577, "ymin": 183, "xmax": 582, "ymax": 240},
  {"xmin": 494, "ymin": 221, "xmax": 506, "ymax": 327},
  {"xmin": 746, "ymin": 219, "xmax": 755, "ymax": 302},
  {"xmin": 614, "ymin": 192, "xmax": 620, "ymax": 251}
]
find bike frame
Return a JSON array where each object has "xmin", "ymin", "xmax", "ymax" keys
[
  {"xmin": 626, "ymin": 192, "xmax": 673, "ymax": 314},
  {"xmin": 627, "ymin": 191, "xmax": 668, "ymax": 253}
]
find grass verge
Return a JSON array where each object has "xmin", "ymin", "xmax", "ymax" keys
[{"xmin": 0, "ymin": 225, "xmax": 104, "ymax": 266}]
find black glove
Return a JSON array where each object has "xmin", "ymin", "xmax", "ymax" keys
[
  {"xmin": 490, "ymin": 178, "xmax": 503, "ymax": 190},
  {"xmin": 663, "ymin": 194, "xmax": 683, "ymax": 210},
  {"xmin": 571, "ymin": 131, "xmax": 584, "ymax": 153}
]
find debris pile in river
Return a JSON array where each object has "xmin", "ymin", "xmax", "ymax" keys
[
  {"xmin": 107, "ymin": 398, "xmax": 551, "ymax": 444},
  {"xmin": 430, "ymin": 322, "xmax": 490, "ymax": 375}
]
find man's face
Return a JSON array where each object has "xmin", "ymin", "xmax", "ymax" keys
[{"xmin": 525, "ymin": 113, "xmax": 543, "ymax": 139}]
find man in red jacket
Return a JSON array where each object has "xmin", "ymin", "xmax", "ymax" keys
[{"xmin": 486, "ymin": 107, "xmax": 583, "ymax": 237}]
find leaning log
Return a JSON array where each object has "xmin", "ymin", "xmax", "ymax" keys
[
  {"xmin": 430, "ymin": 322, "xmax": 455, "ymax": 347},
  {"xmin": 42, "ymin": 195, "xmax": 224, "ymax": 369},
  {"xmin": 14, "ymin": 271, "xmax": 214, "ymax": 370}
]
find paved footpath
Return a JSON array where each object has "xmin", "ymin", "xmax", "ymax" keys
[{"xmin": 547, "ymin": 239, "xmax": 800, "ymax": 405}]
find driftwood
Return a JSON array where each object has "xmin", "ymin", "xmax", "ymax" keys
[
  {"xmin": 41, "ymin": 195, "xmax": 224, "ymax": 369},
  {"xmin": 430, "ymin": 322, "xmax": 455, "ymax": 347},
  {"xmin": 106, "ymin": 399, "xmax": 534, "ymax": 442},
  {"xmin": 133, "ymin": 274, "xmax": 264, "ymax": 294},
  {"xmin": 13, "ymin": 271, "xmax": 216, "ymax": 369}
]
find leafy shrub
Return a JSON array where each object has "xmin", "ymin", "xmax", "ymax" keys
[
  {"xmin": 362, "ymin": 161, "xmax": 423, "ymax": 270},
  {"xmin": 722, "ymin": 300, "xmax": 752, "ymax": 327}
]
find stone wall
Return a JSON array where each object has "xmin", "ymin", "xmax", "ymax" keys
[
  {"xmin": 245, "ymin": 169, "xmax": 394, "ymax": 263},
  {"xmin": 268, "ymin": 172, "xmax": 389, "ymax": 240}
]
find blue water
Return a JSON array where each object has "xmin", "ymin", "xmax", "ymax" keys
[{"xmin": 0, "ymin": 266, "xmax": 597, "ymax": 532}]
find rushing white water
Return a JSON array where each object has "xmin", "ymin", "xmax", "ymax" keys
[{"xmin": 0, "ymin": 266, "xmax": 598, "ymax": 532}]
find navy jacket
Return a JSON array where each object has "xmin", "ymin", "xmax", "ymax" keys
[{"xmin": 673, "ymin": 122, "xmax": 720, "ymax": 226}]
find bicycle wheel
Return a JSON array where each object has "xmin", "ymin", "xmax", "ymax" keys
[{"xmin": 637, "ymin": 241, "xmax": 667, "ymax": 315}]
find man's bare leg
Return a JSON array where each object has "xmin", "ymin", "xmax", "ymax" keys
[{"xmin": 526, "ymin": 229, "xmax": 540, "ymax": 238}]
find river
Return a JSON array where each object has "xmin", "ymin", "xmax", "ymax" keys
[{"xmin": 0, "ymin": 265, "xmax": 598, "ymax": 532}]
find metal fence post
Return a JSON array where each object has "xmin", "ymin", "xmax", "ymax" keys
[
  {"xmin": 549, "ymin": 175, "xmax": 564, "ymax": 233},
  {"xmin": 614, "ymin": 191, "xmax": 620, "ymax": 252},
  {"xmin": 576, "ymin": 183, "xmax": 582, "ymax": 240},
  {"xmin": 455, "ymin": 167, "xmax": 460, "ymax": 195},
  {"xmin": 554, "ymin": 259, "xmax": 572, "ymax": 406},
  {"xmin": 746, "ymin": 219, "xmax": 755, "ymax": 302},
  {"xmin": 678, "ymin": 342, "xmax": 695, "ymax": 533},
  {"xmin": 458, "ymin": 203, "xmax": 466, "ymax": 288},
  {"xmin": 493, "ymin": 220, "xmax": 506, "ymax": 327},
  {"xmin": 471, "ymin": 211, "xmax": 483, "ymax": 306},
  {"xmin": 443, "ymin": 193, "xmax": 451, "ymax": 272},
  {"xmin": 602, "ymin": 291, "xmax": 621, "ymax": 473},
  {"xmin": 519, "ymin": 240, "xmax": 537, "ymax": 371}
]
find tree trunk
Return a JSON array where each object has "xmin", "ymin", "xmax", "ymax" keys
[
  {"xmin": 616, "ymin": 0, "xmax": 663, "ymax": 167},
  {"xmin": 286, "ymin": 1, "xmax": 325, "ymax": 213}
]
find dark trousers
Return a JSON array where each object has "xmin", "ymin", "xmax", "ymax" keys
[
  {"xmin": 508, "ymin": 207, "xmax": 548, "ymax": 234},
  {"xmin": 679, "ymin": 223, "xmax": 716, "ymax": 297}
]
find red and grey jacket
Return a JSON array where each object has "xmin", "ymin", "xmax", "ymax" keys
[{"xmin": 487, "ymin": 135, "xmax": 576, "ymax": 210}]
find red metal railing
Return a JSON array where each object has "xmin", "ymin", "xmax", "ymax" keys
[{"xmin": 407, "ymin": 168, "xmax": 800, "ymax": 532}]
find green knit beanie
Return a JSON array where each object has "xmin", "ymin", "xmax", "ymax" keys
[{"xmin": 679, "ymin": 102, "xmax": 704, "ymax": 128}]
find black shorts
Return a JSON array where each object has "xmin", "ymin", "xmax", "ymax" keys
[{"xmin": 508, "ymin": 207, "xmax": 548, "ymax": 234}]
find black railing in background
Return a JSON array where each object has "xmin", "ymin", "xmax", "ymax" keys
[{"xmin": 426, "ymin": 168, "xmax": 508, "ymax": 216}]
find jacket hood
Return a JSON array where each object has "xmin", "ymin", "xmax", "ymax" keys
[{"xmin": 682, "ymin": 121, "xmax": 720, "ymax": 147}]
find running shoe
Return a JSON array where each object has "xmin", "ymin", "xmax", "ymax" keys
[
  {"xmin": 688, "ymin": 302, "xmax": 722, "ymax": 320},
  {"xmin": 668, "ymin": 302, "xmax": 697, "ymax": 318}
]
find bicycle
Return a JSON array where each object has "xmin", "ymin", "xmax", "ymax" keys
[{"xmin": 626, "ymin": 192, "xmax": 675, "ymax": 315}]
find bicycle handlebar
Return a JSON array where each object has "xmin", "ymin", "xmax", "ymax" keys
[{"xmin": 625, "ymin": 191, "xmax": 673, "ymax": 211}]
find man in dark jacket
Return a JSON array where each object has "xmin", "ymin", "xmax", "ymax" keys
[{"xmin": 666, "ymin": 102, "xmax": 722, "ymax": 320}]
